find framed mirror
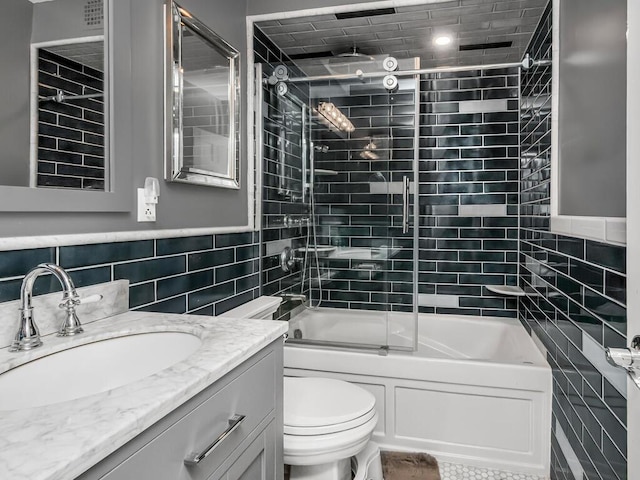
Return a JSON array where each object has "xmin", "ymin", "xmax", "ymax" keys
[
  {"xmin": 0, "ymin": 0, "xmax": 132, "ymax": 212},
  {"xmin": 165, "ymin": 1, "xmax": 241, "ymax": 189}
]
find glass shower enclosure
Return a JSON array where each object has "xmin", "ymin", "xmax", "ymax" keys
[{"xmin": 258, "ymin": 56, "xmax": 420, "ymax": 352}]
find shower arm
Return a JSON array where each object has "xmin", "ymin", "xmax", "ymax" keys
[{"xmin": 269, "ymin": 55, "xmax": 550, "ymax": 85}]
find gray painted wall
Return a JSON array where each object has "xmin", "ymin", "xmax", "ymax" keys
[
  {"xmin": 0, "ymin": 0, "xmax": 32, "ymax": 187},
  {"xmin": 558, "ymin": 0, "xmax": 626, "ymax": 217},
  {"xmin": 31, "ymin": 0, "xmax": 103, "ymax": 43},
  {"xmin": 0, "ymin": 0, "xmax": 250, "ymax": 239},
  {"xmin": 129, "ymin": 0, "xmax": 250, "ymax": 231}
]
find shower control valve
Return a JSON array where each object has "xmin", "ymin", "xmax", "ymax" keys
[
  {"xmin": 280, "ymin": 247, "xmax": 302, "ymax": 273},
  {"xmin": 606, "ymin": 335, "xmax": 640, "ymax": 389}
]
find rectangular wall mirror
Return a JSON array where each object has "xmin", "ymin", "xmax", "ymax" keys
[
  {"xmin": 165, "ymin": 1, "xmax": 241, "ymax": 189},
  {"xmin": 0, "ymin": 0, "xmax": 132, "ymax": 213}
]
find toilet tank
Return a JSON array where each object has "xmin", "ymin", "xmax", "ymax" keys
[{"xmin": 220, "ymin": 296, "xmax": 282, "ymax": 320}]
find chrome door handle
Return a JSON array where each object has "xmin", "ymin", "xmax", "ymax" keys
[
  {"xmin": 606, "ymin": 336, "xmax": 640, "ymax": 389},
  {"xmin": 402, "ymin": 176, "xmax": 410, "ymax": 234},
  {"xmin": 184, "ymin": 414, "xmax": 246, "ymax": 465}
]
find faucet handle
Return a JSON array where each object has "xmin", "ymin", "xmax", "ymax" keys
[{"xmin": 57, "ymin": 294, "xmax": 84, "ymax": 337}]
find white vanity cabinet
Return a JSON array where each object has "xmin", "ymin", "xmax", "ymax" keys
[{"xmin": 77, "ymin": 340, "xmax": 284, "ymax": 480}]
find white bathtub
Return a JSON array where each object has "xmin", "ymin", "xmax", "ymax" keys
[{"xmin": 283, "ymin": 308, "xmax": 552, "ymax": 476}]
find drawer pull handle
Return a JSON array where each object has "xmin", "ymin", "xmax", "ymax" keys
[{"xmin": 184, "ymin": 414, "xmax": 246, "ymax": 465}]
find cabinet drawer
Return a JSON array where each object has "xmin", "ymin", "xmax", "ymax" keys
[{"xmin": 101, "ymin": 352, "xmax": 276, "ymax": 480}]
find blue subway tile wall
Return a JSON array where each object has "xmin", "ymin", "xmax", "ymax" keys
[
  {"xmin": 0, "ymin": 232, "xmax": 259, "ymax": 316},
  {"xmin": 255, "ymin": 27, "xmax": 311, "ymax": 314},
  {"xmin": 255, "ymin": 30, "xmax": 520, "ymax": 317},
  {"xmin": 418, "ymin": 67, "xmax": 520, "ymax": 318},
  {"xmin": 305, "ymin": 67, "xmax": 519, "ymax": 315},
  {"xmin": 308, "ymin": 77, "xmax": 417, "ymax": 312},
  {"xmin": 519, "ymin": 3, "xmax": 627, "ymax": 479}
]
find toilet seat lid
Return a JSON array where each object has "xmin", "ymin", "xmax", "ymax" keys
[{"xmin": 284, "ymin": 377, "xmax": 376, "ymax": 432}]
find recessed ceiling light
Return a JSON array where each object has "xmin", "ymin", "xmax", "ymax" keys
[{"xmin": 434, "ymin": 35, "xmax": 452, "ymax": 46}]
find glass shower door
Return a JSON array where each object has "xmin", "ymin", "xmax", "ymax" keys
[{"xmin": 301, "ymin": 60, "xmax": 419, "ymax": 352}]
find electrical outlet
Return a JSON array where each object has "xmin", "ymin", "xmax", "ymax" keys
[{"xmin": 137, "ymin": 188, "xmax": 156, "ymax": 222}]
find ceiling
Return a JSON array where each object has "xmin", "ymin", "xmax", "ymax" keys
[{"xmin": 255, "ymin": 0, "xmax": 548, "ymax": 73}]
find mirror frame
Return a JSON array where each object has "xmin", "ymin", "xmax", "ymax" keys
[
  {"xmin": 0, "ymin": 0, "xmax": 133, "ymax": 212},
  {"xmin": 164, "ymin": 1, "xmax": 241, "ymax": 190}
]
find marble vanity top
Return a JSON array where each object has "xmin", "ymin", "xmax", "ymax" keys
[{"xmin": 0, "ymin": 310, "xmax": 288, "ymax": 480}]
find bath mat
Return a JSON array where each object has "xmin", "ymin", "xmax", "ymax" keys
[
  {"xmin": 284, "ymin": 451, "xmax": 441, "ymax": 480},
  {"xmin": 381, "ymin": 451, "xmax": 441, "ymax": 480}
]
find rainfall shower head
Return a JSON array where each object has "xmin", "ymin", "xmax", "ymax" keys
[{"xmin": 332, "ymin": 46, "xmax": 375, "ymax": 62}]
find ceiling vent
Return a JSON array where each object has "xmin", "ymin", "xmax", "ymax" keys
[
  {"xmin": 288, "ymin": 51, "xmax": 335, "ymax": 60},
  {"xmin": 459, "ymin": 41, "xmax": 513, "ymax": 51},
  {"xmin": 335, "ymin": 7, "xmax": 396, "ymax": 20},
  {"xmin": 84, "ymin": 0, "xmax": 103, "ymax": 27}
]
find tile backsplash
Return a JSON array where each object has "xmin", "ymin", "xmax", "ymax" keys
[{"xmin": 0, "ymin": 232, "xmax": 259, "ymax": 320}]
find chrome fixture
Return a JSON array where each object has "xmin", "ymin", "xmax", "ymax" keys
[
  {"xmin": 274, "ymin": 55, "xmax": 551, "ymax": 85},
  {"xmin": 275, "ymin": 81, "xmax": 288, "ymax": 97},
  {"xmin": 316, "ymin": 102, "xmax": 355, "ymax": 133},
  {"xmin": 402, "ymin": 176, "xmax": 411, "ymax": 234},
  {"xmin": 280, "ymin": 247, "xmax": 303, "ymax": 273},
  {"xmin": 283, "ymin": 215, "xmax": 310, "ymax": 228},
  {"xmin": 267, "ymin": 65, "xmax": 290, "ymax": 97},
  {"xmin": 314, "ymin": 144, "xmax": 329, "ymax": 153},
  {"xmin": 11, "ymin": 263, "xmax": 83, "ymax": 352},
  {"xmin": 39, "ymin": 89, "xmax": 103, "ymax": 104},
  {"xmin": 382, "ymin": 56, "xmax": 398, "ymax": 72},
  {"xmin": 606, "ymin": 336, "xmax": 640, "ymax": 389},
  {"xmin": 360, "ymin": 138, "xmax": 380, "ymax": 160},
  {"xmin": 184, "ymin": 414, "xmax": 246, "ymax": 465},
  {"xmin": 280, "ymin": 293, "xmax": 307, "ymax": 302},
  {"xmin": 267, "ymin": 64, "xmax": 289, "ymax": 85},
  {"xmin": 382, "ymin": 74, "xmax": 398, "ymax": 91}
]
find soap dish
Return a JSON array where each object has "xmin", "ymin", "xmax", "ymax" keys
[{"xmin": 486, "ymin": 285, "xmax": 526, "ymax": 297}]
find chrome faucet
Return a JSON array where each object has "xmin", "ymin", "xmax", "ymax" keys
[
  {"xmin": 11, "ymin": 263, "xmax": 83, "ymax": 352},
  {"xmin": 280, "ymin": 293, "xmax": 307, "ymax": 303}
]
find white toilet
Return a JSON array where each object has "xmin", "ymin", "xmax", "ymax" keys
[{"xmin": 222, "ymin": 296, "xmax": 382, "ymax": 480}]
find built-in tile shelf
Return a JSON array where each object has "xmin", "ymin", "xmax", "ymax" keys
[
  {"xmin": 486, "ymin": 285, "xmax": 525, "ymax": 297},
  {"xmin": 314, "ymin": 169, "xmax": 338, "ymax": 176},
  {"xmin": 297, "ymin": 245, "xmax": 336, "ymax": 256}
]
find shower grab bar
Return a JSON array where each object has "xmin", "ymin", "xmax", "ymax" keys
[{"xmin": 402, "ymin": 176, "xmax": 410, "ymax": 234}]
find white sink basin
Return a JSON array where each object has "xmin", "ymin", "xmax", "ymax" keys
[{"xmin": 0, "ymin": 331, "xmax": 202, "ymax": 411}]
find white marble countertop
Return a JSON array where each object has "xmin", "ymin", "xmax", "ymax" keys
[{"xmin": 0, "ymin": 311, "xmax": 288, "ymax": 480}]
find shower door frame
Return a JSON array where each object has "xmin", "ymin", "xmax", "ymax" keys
[
  {"xmin": 251, "ymin": 56, "xmax": 421, "ymax": 353},
  {"xmin": 300, "ymin": 71, "xmax": 421, "ymax": 352}
]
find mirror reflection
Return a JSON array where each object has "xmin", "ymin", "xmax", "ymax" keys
[{"xmin": 1, "ymin": 0, "xmax": 106, "ymax": 191}]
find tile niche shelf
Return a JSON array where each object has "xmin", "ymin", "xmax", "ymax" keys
[{"xmin": 486, "ymin": 285, "xmax": 526, "ymax": 297}]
